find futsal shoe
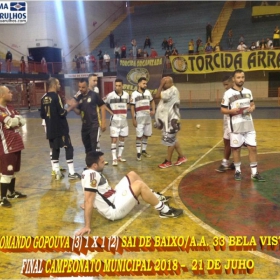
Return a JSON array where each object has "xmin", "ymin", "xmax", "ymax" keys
[
  {"xmin": 68, "ymin": 173, "xmax": 81, "ymax": 180},
  {"xmin": 0, "ymin": 198, "xmax": 12, "ymax": 208},
  {"xmin": 112, "ymin": 160, "xmax": 118, "ymax": 166},
  {"xmin": 159, "ymin": 207, "xmax": 183, "ymax": 218},
  {"xmin": 158, "ymin": 160, "xmax": 172, "ymax": 169},
  {"xmin": 7, "ymin": 191, "xmax": 27, "ymax": 199},
  {"xmin": 174, "ymin": 156, "xmax": 187, "ymax": 166},
  {"xmin": 142, "ymin": 151, "xmax": 151, "ymax": 158},
  {"xmin": 234, "ymin": 171, "xmax": 241, "ymax": 181},
  {"xmin": 251, "ymin": 173, "xmax": 266, "ymax": 182},
  {"xmin": 118, "ymin": 157, "xmax": 126, "ymax": 162}
]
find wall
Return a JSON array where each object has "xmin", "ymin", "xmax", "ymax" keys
[{"xmin": 0, "ymin": 1, "xmax": 125, "ymax": 61}]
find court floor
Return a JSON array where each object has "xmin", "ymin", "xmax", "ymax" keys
[{"xmin": 0, "ymin": 109, "xmax": 280, "ymax": 279}]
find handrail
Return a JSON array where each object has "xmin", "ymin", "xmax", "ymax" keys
[
  {"xmin": 65, "ymin": 4, "xmax": 125, "ymax": 58},
  {"xmin": 0, "ymin": 40, "xmax": 26, "ymax": 58}
]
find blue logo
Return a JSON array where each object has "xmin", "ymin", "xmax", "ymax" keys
[{"xmin": 10, "ymin": 2, "xmax": 26, "ymax": 11}]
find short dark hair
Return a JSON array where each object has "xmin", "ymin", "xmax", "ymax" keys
[
  {"xmin": 232, "ymin": 69, "xmax": 244, "ymax": 77},
  {"xmin": 79, "ymin": 78, "xmax": 88, "ymax": 85},
  {"xmin": 88, "ymin": 74, "xmax": 97, "ymax": 79},
  {"xmin": 138, "ymin": 77, "xmax": 147, "ymax": 83},
  {"xmin": 86, "ymin": 151, "xmax": 104, "ymax": 167},
  {"xmin": 115, "ymin": 78, "xmax": 123, "ymax": 84},
  {"xmin": 222, "ymin": 75, "xmax": 232, "ymax": 82}
]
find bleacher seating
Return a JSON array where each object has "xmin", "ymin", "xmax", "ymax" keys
[
  {"xmin": 221, "ymin": 6, "xmax": 279, "ymax": 50},
  {"xmin": 92, "ymin": 1, "xmax": 224, "ymax": 58}
]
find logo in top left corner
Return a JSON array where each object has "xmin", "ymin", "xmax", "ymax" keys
[
  {"xmin": 0, "ymin": 1, "xmax": 28, "ymax": 24},
  {"xmin": 10, "ymin": 2, "xmax": 26, "ymax": 11}
]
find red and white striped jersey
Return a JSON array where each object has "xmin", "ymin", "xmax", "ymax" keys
[{"xmin": 0, "ymin": 105, "xmax": 24, "ymax": 155}]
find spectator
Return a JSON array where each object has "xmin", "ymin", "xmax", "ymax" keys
[
  {"xmin": 228, "ymin": 29, "xmax": 233, "ymax": 49},
  {"xmin": 259, "ymin": 38, "xmax": 267, "ymax": 50},
  {"xmin": 188, "ymin": 39, "xmax": 194, "ymax": 54},
  {"xmin": 205, "ymin": 42, "xmax": 213, "ymax": 53},
  {"xmin": 196, "ymin": 38, "xmax": 202, "ymax": 53},
  {"xmin": 239, "ymin": 35, "xmax": 245, "ymax": 44},
  {"xmin": 161, "ymin": 38, "xmax": 168, "ymax": 50},
  {"xmin": 171, "ymin": 48, "xmax": 179, "ymax": 55},
  {"xmin": 114, "ymin": 44, "xmax": 121, "ymax": 60},
  {"xmin": 128, "ymin": 49, "xmax": 133, "ymax": 58},
  {"xmin": 131, "ymin": 39, "xmax": 137, "ymax": 58},
  {"xmin": 213, "ymin": 42, "xmax": 222, "ymax": 52},
  {"xmin": 90, "ymin": 54, "xmax": 96, "ymax": 72},
  {"xmin": 109, "ymin": 31, "xmax": 114, "ymax": 48},
  {"xmin": 103, "ymin": 52, "xmax": 110, "ymax": 72},
  {"xmin": 73, "ymin": 55, "xmax": 80, "ymax": 73},
  {"xmin": 237, "ymin": 41, "xmax": 247, "ymax": 52},
  {"xmin": 5, "ymin": 50, "xmax": 12, "ymax": 73},
  {"xmin": 97, "ymin": 50, "xmax": 103, "ymax": 71},
  {"xmin": 167, "ymin": 37, "xmax": 174, "ymax": 50},
  {"xmin": 41, "ymin": 57, "xmax": 47, "ymax": 73},
  {"xmin": 249, "ymin": 42, "xmax": 257, "ymax": 51},
  {"xmin": 20, "ymin": 56, "xmax": 26, "ymax": 73},
  {"xmin": 165, "ymin": 49, "xmax": 172, "ymax": 68},
  {"xmin": 198, "ymin": 41, "xmax": 205, "ymax": 54},
  {"xmin": 121, "ymin": 44, "xmax": 127, "ymax": 58},
  {"xmin": 143, "ymin": 36, "xmax": 151, "ymax": 49},
  {"xmin": 206, "ymin": 23, "xmax": 212, "ymax": 43},
  {"xmin": 143, "ymin": 51, "xmax": 149, "ymax": 58},
  {"xmin": 273, "ymin": 26, "xmax": 280, "ymax": 48},
  {"xmin": 150, "ymin": 48, "xmax": 158, "ymax": 58},
  {"xmin": 267, "ymin": 38, "xmax": 273, "ymax": 49}
]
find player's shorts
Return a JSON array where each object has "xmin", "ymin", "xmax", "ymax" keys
[
  {"xmin": 0, "ymin": 151, "xmax": 21, "ymax": 176},
  {"xmin": 230, "ymin": 131, "xmax": 256, "ymax": 148},
  {"xmin": 110, "ymin": 125, "xmax": 129, "ymax": 138},
  {"xmin": 136, "ymin": 122, "xmax": 152, "ymax": 138},
  {"xmin": 49, "ymin": 134, "xmax": 72, "ymax": 150},
  {"xmin": 161, "ymin": 131, "xmax": 177, "ymax": 146},
  {"xmin": 108, "ymin": 176, "xmax": 139, "ymax": 221}
]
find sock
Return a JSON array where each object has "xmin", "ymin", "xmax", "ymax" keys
[
  {"xmin": 222, "ymin": 159, "xmax": 229, "ymax": 166},
  {"xmin": 136, "ymin": 140, "xmax": 141, "ymax": 154},
  {"xmin": 67, "ymin": 160, "xmax": 75, "ymax": 175},
  {"xmin": 8, "ymin": 178, "xmax": 15, "ymax": 194},
  {"xmin": 111, "ymin": 143, "xmax": 117, "ymax": 160},
  {"xmin": 154, "ymin": 201, "xmax": 169, "ymax": 213},
  {"xmin": 1, "ymin": 183, "xmax": 9, "ymax": 199},
  {"xmin": 53, "ymin": 161, "xmax": 60, "ymax": 174},
  {"xmin": 118, "ymin": 141, "xmax": 124, "ymax": 158},
  {"xmin": 234, "ymin": 162, "xmax": 241, "ymax": 173},
  {"xmin": 250, "ymin": 162, "xmax": 258, "ymax": 175},
  {"xmin": 50, "ymin": 150, "xmax": 54, "ymax": 170},
  {"xmin": 142, "ymin": 140, "xmax": 147, "ymax": 152}
]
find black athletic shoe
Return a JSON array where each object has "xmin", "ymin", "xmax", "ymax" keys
[
  {"xmin": 0, "ymin": 198, "xmax": 12, "ymax": 208},
  {"xmin": 155, "ymin": 192, "xmax": 172, "ymax": 203},
  {"xmin": 251, "ymin": 173, "xmax": 266, "ymax": 182},
  {"xmin": 234, "ymin": 171, "xmax": 241, "ymax": 181},
  {"xmin": 68, "ymin": 173, "xmax": 81, "ymax": 180},
  {"xmin": 159, "ymin": 207, "xmax": 183, "ymax": 218},
  {"xmin": 7, "ymin": 191, "xmax": 27, "ymax": 199}
]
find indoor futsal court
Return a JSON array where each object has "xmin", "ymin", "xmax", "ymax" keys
[{"xmin": 1, "ymin": 106, "xmax": 280, "ymax": 279}]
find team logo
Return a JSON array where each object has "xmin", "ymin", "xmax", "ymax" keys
[
  {"xmin": 0, "ymin": 1, "xmax": 28, "ymax": 24},
  {"xmin": 87, "ymin": 98, "xmax": 91, "ymax": 103},
  {"xmin": 7, "ymin": 165, "xmax": 14, "ymax": 171},
  {"xmin": 122, "ymin": 190, "xmax": 127, "ymax": 196},
  {"xmin": 90, "ymin": 179, "xmax": 97, "ymax": 187},
  {"xmin": 233, "ymin": 140, "xmax": 238, "ymax": 144},
  {"xmin": 127, "ymin": 68, "xmax": 150, "ymax": 85},
  {"xmin": 172, "ymin": 57, "xmax": 187, "ymax": 72}
]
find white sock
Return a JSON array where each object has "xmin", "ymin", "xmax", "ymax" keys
[
  {"xmin": 67, "ymin": 160, "xmax": 75, "ymax": 175},
  {"xmin": 118, "ymin": 141, "xmax": 124, "ymax": 158},
  {"xmin": 111, "ymin": 143, "xmax": 117, "ymax": 160}
]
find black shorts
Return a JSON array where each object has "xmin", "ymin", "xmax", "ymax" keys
[{"xmin": 49, "ymin": 134, "xmax": 72, "ymax": 150}]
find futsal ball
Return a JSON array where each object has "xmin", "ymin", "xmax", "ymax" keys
[{"xmin": 196, "ymin": 124, "xmax": 201, "ymax": 129}]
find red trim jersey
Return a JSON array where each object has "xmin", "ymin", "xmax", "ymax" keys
[
  {"xmin": 103, "ymin": 91, "xmax": 129, "ymax": 128},
  {"xmin": 221, "ymin": 87, "xmax": 255, "ymax": 133},
  {"xmin": 130, "ymin": 90, "xmax": 153, "ymax": 124},
  {"xmin": 0, "ymin": 105, "xmax": 24, "ymax": 155},
  {"xmin": 82, "ymin": 169, "xmax": 116, "ymax": 218}
]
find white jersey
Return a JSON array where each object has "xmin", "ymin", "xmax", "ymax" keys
[
  {"xmin": 130, "ymin": 90, "xmax": 153, "ymax": 124},
  {"xmin": 221, "ymin": 87, "xmax": 254, "ymax": 133},
  {"xmin": 155, "ymin": 85, "xmax": 180, "ymax": 133},
  {"xmin": 103, "ymin": 91, "xmax": 129, "ymax": 128},
  {"xmin": 82, "ymin": 169, "xmax": 116, "ymax": 219}
]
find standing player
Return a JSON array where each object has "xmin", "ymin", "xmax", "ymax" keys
[
  {"xmin": 103, "ymin": 79, "xmax": 129, "ymax": 166},
  {"xmin": 130, "ymin": 77, "xmax": 155, "ymax": 161},
  {"xmin": 75, "ymin": 151, "xmax": 183, "ymax": 235},
  {"xmin": 71, "ymin": 78, "xmax": 106, "ymax": 154},
  {"xmin": 155, "ymin": 76, "xmax": 187, "ymax": 168},
  {"xmin": 216, "ymin": 76, "xmax": 235, "ymax": 172},
  {"xmin": 221, "ymin": 69, "xmax": 265, "ymax": 181},
  {"xmin": 41, "ymin": 78, "xmax": 80, "ymax": 180},
  {"xmin": 0, "ymin": 85, "xmax": 27, "ymax": 208}
]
